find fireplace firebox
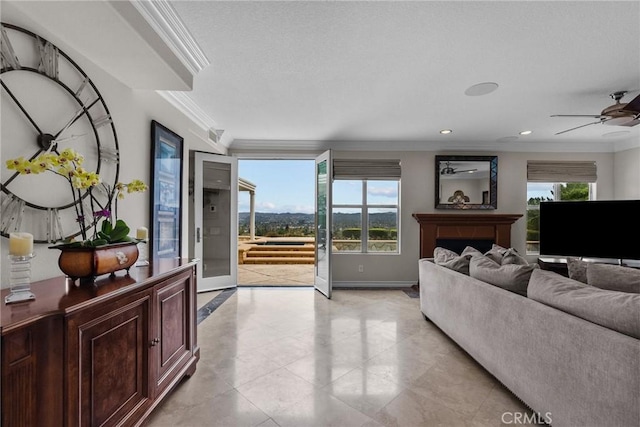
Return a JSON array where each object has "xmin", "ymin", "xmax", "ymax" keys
[{"xmin": 412, "ymin": 213, "xmax": 522, "ymax": 258}]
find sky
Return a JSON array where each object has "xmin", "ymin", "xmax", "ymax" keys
[
  {"xmin": 238, "ymin": 160, "xmax": 315, "ymax": 213},
  {"xmin": 238, "ymin": 160, "xmax": 400, "ymax": 214}
]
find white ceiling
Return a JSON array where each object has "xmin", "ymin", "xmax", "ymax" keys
[
  {"xmin": 168, "ymin": 0, "xmax": 640, "ymax": 152},
  {"xmin": 4, "ymin": 1, "xmax": 639, "ymax": 153}
]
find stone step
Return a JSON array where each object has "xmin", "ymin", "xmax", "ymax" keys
[
  {"xmin": 242, "ymin": 257, "xmax": 315, "ymax": 265},
  {"xmin": 245, "ymin": 250, "xmax": 315, "ymax": 258},
  {"xmin": 249, "ymin": 245, "xmax": 314, "ymax": 252}
]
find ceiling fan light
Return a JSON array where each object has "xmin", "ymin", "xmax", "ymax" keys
[{"xmin": 604, "ymin": 116, "xmax": 634, "ymax": 126}]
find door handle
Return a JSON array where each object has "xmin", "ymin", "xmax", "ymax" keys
[{"xmin": 196, "ymin": 227, "xmax": 201, "ymax": 243}]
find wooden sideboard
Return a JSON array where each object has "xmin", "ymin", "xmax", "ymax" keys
[
  {"xmin": 412, "ymin": 213, "xmax": 523, "ymax": 258},
  {"xmin": 1, "ymin": 259, "xmax": 199, "ymax": 427}
]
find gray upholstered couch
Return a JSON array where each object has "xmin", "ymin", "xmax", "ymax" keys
[{"xmin": 419, "ymin": 258, "xmax": 640, "ymax": 427}]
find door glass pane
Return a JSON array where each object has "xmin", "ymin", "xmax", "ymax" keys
[
  {"xmin": 316, "ymin": 160, "xmax": 329, "ymax": 283},
  {"xmin": 333, "ymin": 208, "xmax": 362, "ymax": 252},
  {"xmin": 202, "ymin": 161, "xmax": 231, "ymax": 279},
  {"xmin": 368, "ymin": 207, "xmax": 397, "ymax": 253}
]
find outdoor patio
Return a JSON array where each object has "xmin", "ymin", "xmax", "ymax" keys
[{"xmin": 238, "ymin": 264, "xmax": 314, "ymax": 287}]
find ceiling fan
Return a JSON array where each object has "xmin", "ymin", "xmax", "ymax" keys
[
  {"xmin": 551, "ymin": 91, "xmax": 640, "ymax": 135},
  {"xmin": 441, "ymin": 162, "xmax": 477, "ymax": 175}
]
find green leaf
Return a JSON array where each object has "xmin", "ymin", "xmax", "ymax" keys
[
  {"xmin": 91, "ymin": 239, "xmax": 109, "ymax": 247},
  {"xmin": 101, "ymin": 220, "xmax": 113, "ymax": 234}
]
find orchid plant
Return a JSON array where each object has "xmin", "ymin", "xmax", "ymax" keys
[{"xmin": 6, "ymin": 148, "xmax": 147, "ymax": 247}]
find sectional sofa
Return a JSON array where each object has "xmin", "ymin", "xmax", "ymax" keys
[{"xmin": 418, "ymin": 250, "xmax": 640, "ymax": 427}]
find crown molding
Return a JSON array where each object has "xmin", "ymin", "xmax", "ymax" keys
[
  {"xmin": 129, "ymin": 0, "xmax": 210, "ymax": 76},
  {"xmin": 158, "ymin": 91, "xmax": 231, "ymax": 149}
]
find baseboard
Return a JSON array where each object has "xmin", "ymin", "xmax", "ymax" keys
[{"xmin": 332, "ymin": 281, "xmax": 415, "ymax": 289}]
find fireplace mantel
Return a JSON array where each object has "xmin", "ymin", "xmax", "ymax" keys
[{"xmin": 412, "ymin": 213, "xmax": 523, "ymax": 258}]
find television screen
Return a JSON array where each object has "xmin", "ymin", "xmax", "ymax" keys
[{"xmin": 539, "ymin": 200, "xmax": 640, "ymax": 260}]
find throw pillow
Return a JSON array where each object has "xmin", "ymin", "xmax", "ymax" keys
[
  {"xmin": 461, "ymin": 246, "xmax": 483, "ymax": 257},
  {"xmin": 433, "ymin": 247, "xmax": 471, "ymax": 275},
  {"xmin": 528, "ymin": 269, "xmax": 640, "ymax": 339},
  {"xmin": 484, "ymin": 243, "xmax": 509, "ymax": 264},
  {"xmin": 433, "ymin": 247, "xmax": 459, "ymax": 264},
  {"xmin": 586, "ymin": 263, "xmax": 640, "ymax": 293},
  {"xmin": 469, "ymin": 254, "xmax": 538, "ymax": 296},
  {"xmin": 501, "ymin": 248, "xmax": 529, "ymax": 266},
  {"xmin": 566, "ymin": 257, "xmax": 589, "ymax": 283}
]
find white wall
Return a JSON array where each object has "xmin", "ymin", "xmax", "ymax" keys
[
  {"xmin": 331, "ymin": 150, "xmax": 616, "ymax": 284},
  {"xmin": 614, "ymin": 146, "xmax": 640, "ymax": 199}
]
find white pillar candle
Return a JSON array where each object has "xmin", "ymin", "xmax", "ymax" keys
[
  {"xmin": 136, "ymin": 227, "xmax": 148, "ymax": 240},
  {"xmin": 9, "ymin": 232, "xmax": 34, "ymax": 256}
]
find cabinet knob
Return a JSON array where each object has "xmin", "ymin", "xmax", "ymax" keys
[{"xmin": 150, "ymin": 337, "xmax": 160, "ymax": 346}]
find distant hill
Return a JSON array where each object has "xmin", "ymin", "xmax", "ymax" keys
[{"xmin": 239, "ymin": 212, "xmax": 396, "ymax": 228}]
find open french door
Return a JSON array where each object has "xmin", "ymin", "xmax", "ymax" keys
[
  {"xmin": 192, "ymin": 151, "xmax": 238, "ymax": 292},
  {"xmin": 314, "ymin": 150, "xmax": 332, "ymax": 298}
]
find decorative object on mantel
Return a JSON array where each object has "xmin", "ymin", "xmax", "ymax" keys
[
  {"xmin": 5, "ymin": 148, "xmax": 147, "ymax": 284},
  {"xmin": 5, "ymin": 232, "xmax": 36, "ymax": 304},
  {"xmin": 447, "ymin": 190, "xmax": 470, "ymax": 204}
]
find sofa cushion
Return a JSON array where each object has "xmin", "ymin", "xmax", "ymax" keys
[
  {"xmin": 501, "ymin": 248, "xmax": 530, "ymax": 266},
  {"xmin": 433, "ymin": 247, "xmax": 471, "ymax": 275},
  {"xmin": 484, "ymin": 243, "xmax": 508, "ymax": 263},
  {"xmin": 469, "ymin": 254, "xmax": 538, "ymax": 296},
  {"xmin": 461, "ymin": 246, "xmax": 483, "ymax": 257},
  {"xmin": 566, "ymin": 257, "xmax": 588, "ymax": 283},
  {"xmin": 528, "ymin": 269, "xmax": 640, "ymax": 339},
  {"xmin": 587, "ymin": 263, "xmax": 640, "ymax": 293}
]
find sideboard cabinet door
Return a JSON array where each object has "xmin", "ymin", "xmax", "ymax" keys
[
  {"xmin": 151, "ymin": 268, "xmax": 196, "ymax": 398},
  {"xmin": 66, "ymin": 291, "xmax": 152, "ymax": 427}
]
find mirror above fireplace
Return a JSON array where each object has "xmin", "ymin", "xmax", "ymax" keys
[{"xmin": 435, "ymin": 155, "xmax": 498, "ymax": 210}]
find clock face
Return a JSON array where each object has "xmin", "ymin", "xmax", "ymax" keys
[{"xmin": 1, "ymin": 23, "xmax": 119, "ymax": 243}]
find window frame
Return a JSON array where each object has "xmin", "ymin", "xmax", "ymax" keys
[
  {"xmin": 526, "ymin": 182, "xmax": 595, "ymax": 255},
  {"xmin": 332, "ymin": 179, "xmax": 400, "ymax": 255}
]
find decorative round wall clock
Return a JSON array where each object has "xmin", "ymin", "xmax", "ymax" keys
[{"xmin": 1, "ymin": 23, "xmax": 120, "ymax": 243}]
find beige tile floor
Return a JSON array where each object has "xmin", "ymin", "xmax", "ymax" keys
[{"xmin": 146, "ymin": 288, "xmax": 534, "ymax": 426}]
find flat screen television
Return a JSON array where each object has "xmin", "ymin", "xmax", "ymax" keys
[{"xmin": 539, "ymin": 200, "xmax": 640, "ymax": 260}]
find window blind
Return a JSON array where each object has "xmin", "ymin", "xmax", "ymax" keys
[
  {"xmin": 527, "ymin": 160, "xmax": 597, "ymax": 183},
  {"xmin": 333, "ymin": 159, "xmax": 401, "ymax": 180}
]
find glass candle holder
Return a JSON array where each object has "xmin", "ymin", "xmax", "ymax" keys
[
  {"xmin": 136, "ymin": 241, "xmax": 149, "ymax": 267},
  {"xmin": 5, "ymin": 253, "xmax": 36, "ymax": 304}
]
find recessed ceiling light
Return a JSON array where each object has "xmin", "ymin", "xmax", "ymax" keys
[
  {"xmin": 496, "ymin": 136, "xmax": 518, "ymax": 143},
  {"xmin": 602, "ymin": 131, "xmax": 631, "ymax": 138},
  {"xmin": 519, "ymin": 130, "xmax": 533, "ymax": 135},
  {"xmin": 464, "ymin": 82, "xmax": 499, "ymax": 96},
  {"xmin": 440, "ymin": 129, "xmax": 453, "ymax": 134}
]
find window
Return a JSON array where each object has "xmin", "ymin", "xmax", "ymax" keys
[
  {"xmin": 526, "ymin": 181, "xmax": 594, "ymax": 255},
  {"xmin": 332, "ymin": 180, "xmax": 399, "ymax": 253},
  {"xmin": 526, "ymin": 160, "xmax": 597, "ymax": 255}
]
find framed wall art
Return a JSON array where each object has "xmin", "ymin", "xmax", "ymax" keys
[{"xmin": 150, "ymin": 120, "xmax": 183, "ymax": 262}]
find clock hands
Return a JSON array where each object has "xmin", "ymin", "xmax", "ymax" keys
[{"xmin": 1, "ymin": 80, "xmax": 43, "ymax": 135}]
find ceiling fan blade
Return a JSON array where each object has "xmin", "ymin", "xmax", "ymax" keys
[
  {"xmin": 622, "ymin": 93, "xmax": 640, "ymax": 113},
  {"xmin": 554, "ymin": 119, "xmax": 604, "ymax": 135},
  {"xmin": 551, "ymin": 114, "xmax": 606, "ymax": 118}
]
